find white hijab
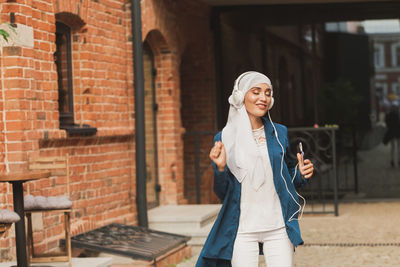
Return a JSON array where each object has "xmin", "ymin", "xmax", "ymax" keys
[{"xmin": 222, "ymin": 71, "xmax": 273, "ymax": 191}]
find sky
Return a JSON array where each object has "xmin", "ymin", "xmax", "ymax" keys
[{"xmin": 362, "ymin": 19, "xmax": 400, "ymax": 34}]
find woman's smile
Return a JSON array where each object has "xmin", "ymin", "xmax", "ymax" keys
[{"xmin": 256, "ymin": 103, "xmax": 267, "ymax": 110}]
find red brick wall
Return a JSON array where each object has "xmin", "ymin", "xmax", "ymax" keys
[
  {"xmin": 30, "ymin": 136, "xmax": 136, "ymax": 253},
  {"xmin": 141, "ymin": 0, "xmax": 217, "ymax": 204},
  {"xmin": 0, "ymin": 0, "xmax": 137, "ymax": 259},
  {"xmin": 1, "ymin": 0, "xmax": 217, "ymax": 261}
]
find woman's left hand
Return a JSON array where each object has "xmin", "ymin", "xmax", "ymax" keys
[{"xmin": 297, "ymin": 153, "xmax": 314, "ymax": 179}]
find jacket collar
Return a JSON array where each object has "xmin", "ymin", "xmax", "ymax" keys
[{"xmin": 261, "ymin": 116, "xmax": 276, "ymax": 137}]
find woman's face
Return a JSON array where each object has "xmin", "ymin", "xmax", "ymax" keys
[{"xmin": 244, "ymin": 83, "xmax": 272, "ymax": 119}]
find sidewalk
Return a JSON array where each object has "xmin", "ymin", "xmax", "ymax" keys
[
  {"xmin": 179, "ymin": 201, "xmax": 400, "ymax": 267},
  {"xmin": 354, "ymin": 143, "xmax": 400, "ymax": 198},
  {"xmin": 295, "ymin": 201, "xmax": 400, "ymax": 267},
  {"xmin": 179, "ymin": 141, "xmax": 400, "ymax": 266},
  {"xmin": 0, "ymin": 257, "xmax": 112, "ymax": 267}
]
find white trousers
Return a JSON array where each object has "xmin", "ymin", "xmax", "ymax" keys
[{"xmin": 231, "ymin": 227, "xmax": 294, "ymax": 267}]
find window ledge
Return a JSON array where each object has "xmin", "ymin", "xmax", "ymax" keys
[
  {"xmin": 60, "ymin": 124, "xmax": 97, "ymax": 136},
  {"xmin": 96, "ymin": 127, "xmax": 134, "ymax": 137}
]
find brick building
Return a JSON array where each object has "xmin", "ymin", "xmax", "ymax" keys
[
  {"xmin": 1, "ymin": 0, "xmax": 399, "ymax": 264},
  {"xmin": 370, "ymin": 32, "xmax": 400, "ymax": 120},
  {"xmin": 0, "ymin": 0, "xmax": 216, "ymax": 261}
]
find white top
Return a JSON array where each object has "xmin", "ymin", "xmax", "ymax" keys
[{"xmin": 238, "ymin": 125, "xmax": 285, "ymax": 233}]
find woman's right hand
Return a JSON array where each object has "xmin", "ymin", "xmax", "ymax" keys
[{"xmin": 209, "ymin": 141, "xmax": 226, "ymax": 172}]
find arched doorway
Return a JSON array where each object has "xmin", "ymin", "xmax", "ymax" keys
[
  {"xmin": 143, "ymin": 29, "xmax": 185, "ymax": 205},
  {"xmin": 143, "ymin": 41, "xmax": 159, "ymax": 208}
]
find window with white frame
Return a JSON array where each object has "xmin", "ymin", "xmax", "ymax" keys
[
  {"xmin": 391, "ymin": 42, "xmax": 400, "ymax": 67},
  {"xmin": 374, "ymin": 43, "xmax": 385, "ymax": 68},
  {"xmin": 392, "ymin": 83, "xmax": 400, "ymax": 96}
]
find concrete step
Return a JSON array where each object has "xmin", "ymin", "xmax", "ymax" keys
[
  {"xmin": 148, "ymin": 204, "xmax": 221, "ymax": 233},
  {"xmin": 148, "ymin": 204, "xmax": 221, "ymax": 247},
  {"xmin": 148, "ymin": 205, "xmax": 222, "ymax": 267},
  {"xmin": 184, "ymin": 220, "xmax": 213, "ymax": 246}
]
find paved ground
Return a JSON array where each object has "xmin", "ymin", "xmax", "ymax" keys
[
  {"xmin": 179, "ymin": 201, "xmax": 400, "ymax": 267},
  {"xmin": 356, "ymin": 143, "xmax": 400, "ymax": 199},
  {"xmin": 179, "ymin": 142, "xmax": 400, "ymax": 266},
  {"xmin": 0, "ymin": 257, "xmax": 112, "ymax": 267},
  {"xmin": 294, "ymin": 201, "xmax": 400, "ymax": 267}
]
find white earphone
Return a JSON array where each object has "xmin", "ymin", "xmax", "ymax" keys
[
  {"xmin": 269, "ymin": 92, "xmax": 274, "ymax": 110},
  {"xmin": 267, "ymin": 111, "xmax": 306, "ymax": 221},
  {"xmin": 233, "ymin": 71, "xmax": 275, "ymax": 110}
]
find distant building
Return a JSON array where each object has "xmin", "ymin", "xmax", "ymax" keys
[
  {"xmin": 370, "ymin": 32, "xmax": 400, "ymax": 120},
  {"xmin": 326, "ymin": 21, "xmax": 400, "ymax": 125},
  {"xmin": 326, "ymin": 21, "xmax": 364, "ymax": 34}
]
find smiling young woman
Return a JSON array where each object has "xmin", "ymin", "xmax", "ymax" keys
[{"xmin": 196, "ymin": 71, "xmax": 314, "ymax": 267}]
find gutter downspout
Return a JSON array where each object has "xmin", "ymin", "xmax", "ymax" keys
[{"xmin": 130, "ymin": 0, "xmax": 148, "ymax": 228}]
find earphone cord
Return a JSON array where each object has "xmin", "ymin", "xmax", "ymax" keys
[{"xmin": 267, "ymin": 111, "xmax": 306, "ymax": 221}]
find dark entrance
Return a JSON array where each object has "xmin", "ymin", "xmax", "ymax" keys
[{"xmin": 143, "ymin": 42, "xmax": 160, "ymax": 208}]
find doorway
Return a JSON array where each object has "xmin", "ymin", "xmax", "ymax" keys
[{"xmin": 143, "ymin": 41, "xmax": 160, "ymax": 208}]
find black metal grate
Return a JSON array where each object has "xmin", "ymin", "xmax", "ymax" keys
[{"xmin": 71, "ymin": 223, "xmax": 190, "ymax": 261}]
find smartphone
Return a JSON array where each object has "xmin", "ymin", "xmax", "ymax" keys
[
  {"xmin": 298, "ymin": 142, "xmax": 304, "ymax": 155},
  {"xmin": 298, "ymin": 142, "xmax": 304, "ymax": 164}
]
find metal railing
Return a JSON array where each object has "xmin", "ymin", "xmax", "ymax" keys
[
  {"xmin": 335, "ymin": 124, "xmax": 358, "ymax": 195},
  {"xmin": 185, "ymin": 126, "xmax": 340, "ymax": 216},
  {"xmin": 287, "ymin": 126, "xmax": 339, "ymax": 216},
  {"xmin": 184, "ymin": 131, "xmax": 217, "ymax": 204}
]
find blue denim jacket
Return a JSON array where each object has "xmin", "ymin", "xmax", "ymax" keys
[{"xmin": 196, "ymin": 120, "xmax": 308, "ymax": 267}]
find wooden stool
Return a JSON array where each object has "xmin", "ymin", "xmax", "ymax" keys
[{"xmin": 25, "ymin": 155, "xmax": 72, "ymax": 267}]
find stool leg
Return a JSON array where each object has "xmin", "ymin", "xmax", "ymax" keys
[
  {"xmin": 65, "ymin": 212, "xmax": 71, "ymax": 267},
  {"xmin": 26, "ymin": 212, "xmax": 34, "ymax": 259}
]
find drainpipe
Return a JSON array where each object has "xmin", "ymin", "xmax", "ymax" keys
[{"xmin": 130, "ymin": 0, "xmax": 148, "ymax": 228}]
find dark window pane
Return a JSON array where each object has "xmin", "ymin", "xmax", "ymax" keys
[{"xmin": 55, "ymin": 22, "xmax": 74, "ymax": 126}]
